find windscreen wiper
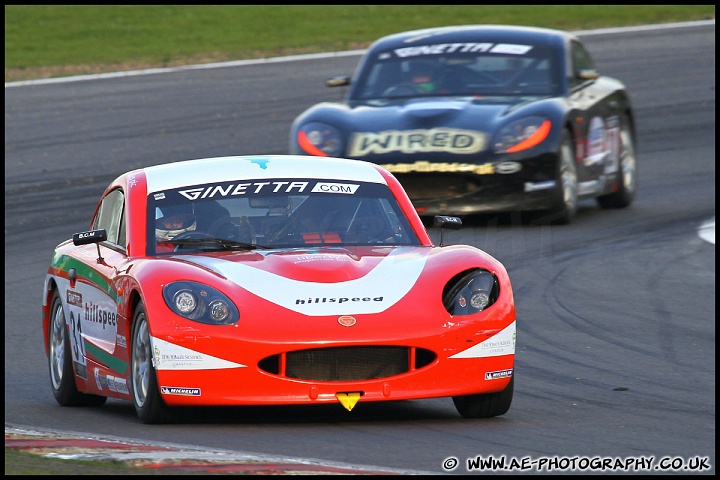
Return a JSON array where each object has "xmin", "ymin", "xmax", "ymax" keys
[{"xmin": 170, "ymin": 238, "xmax": 271, "ymax": 250}]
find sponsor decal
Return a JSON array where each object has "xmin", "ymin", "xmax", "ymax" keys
[
  {"xmin": 84, "ymin": 302, "xmax": 117, "ymax": 330},
  {"xmin": 604, "ymin": 115, "xmax": 621, "ymax": 174},
  {"xmin": 311, "ymin": 182, "xmax": 359, "ymax": 194},
  {"xmin": 495, "ymin": 161, "xmax": 522, "ymax": 174},
  {"xmin": 76, "ymin": 231, "xmax": 102, "ymax": 241},
  {"xmin": 382, "ymin": 161, "xmax": 494, "ymax": 175},
  {"xmin": 153, "ymin": 343, "xmax": 203, "ymax": 369},
  {"xmin": 584, "ymin": 116, "xmax": 622, "ymax": 174},
  {"xmin": 153, "ymin": 192, "xmax": 165, "ymax": 200},
  {"xmin": 586, "ymin": 116, "xmax": 607, "ymax": 166},
  {"xmin": 338, "ymin": 316, "xmax": 357, "ymax": 327},
  {"xmin": 450, "ymin": 321, "xmax": 516, "ymax": 359},
  {"xmin": 485, "ymin": 369, "xmax": 513, "ymax": 380},
  {"xmin": 524, "ymin": 180, "xmax": 555, "ymax": 192},
  {"xmin": 109, "ymin": 375, "xmax": 129, "ymax": 394},
  {"xmin": 479, "ymin": 338, "xmax": 514, "ymax": 356},
  {"xmin": 161, "ymin": 386, "xmax": 201, "ymax": 396},
  {"xmin": 491, "ymin": 44, "xmax": 533, "ymax": 55},
  {"xmin": 144, "ymin": 158, "xmax": 386, "ymax": 195},
  {"xmin": 178, "ymin": 181, "xmax": 309, "ymax": 201},
  {"xmin": 66, "ymin": 290, "xmax": 82, "ymax": 307},
  {"xmin": 293, "ymin": 254, "xmax": 352, "ymax": 264},
  {"xmin": 249, "ymin": 157, "xmax": 270, "ymax": 169},
  {"xmin": 349, "ymin": 128, "xmax": 487, "ymax": 156},
  {"xmin": 93, "ymin": 368, "xmax": 129, "ymax": 394},
  {"xmin": 116, "ymin": 334, "xmax": 127, "ymax": 349},
  {"xmin": 393, "ymin": 43, "xmax": 532, "ymax": 58},
  {"xmin": 296, "ymin": 296, "xmax": 384, "ymax": 305},
  {"xmin": 95, "ymin": 367, "xmax": 103, "ymax": 390},
  {"xmin": 128, "ymin": 174, "xmax": 137, "ymax": 188},
  {"xmin": 151, "ymin": 336, "xmax": 246, "ymax": 371}
]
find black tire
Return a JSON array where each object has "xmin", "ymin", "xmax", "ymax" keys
[
  {"xmin": 452, "ymin": 376, "xmax": 514, "ymax": 419},
  {"xmin": 130, "ymin": 302, "xmax": 173, "ymax": 424},
  {"xmin": 545, "ymin": 129, "xmax": 578, "ymax": 225},
  {"xmin": 48, "ymin": 289, "xmax": 107, "ymax": 407},
  {"xmin": 597, "ymin": 115, "xmax": 637, "ymax": 209}
]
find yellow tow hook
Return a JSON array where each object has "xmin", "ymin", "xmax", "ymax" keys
[{"xmin": 336, "ymin": 392, "xmax": 362, "ymax": 411}]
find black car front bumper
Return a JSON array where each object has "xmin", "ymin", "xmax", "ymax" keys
[{"xmin": 382, "ymin": 151, "xmax": 561, "ymax": 216}]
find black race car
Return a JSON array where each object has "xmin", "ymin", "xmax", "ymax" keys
[{"xmin": 289, "ymin": 25, "xmax": 637, "ymax": 223}]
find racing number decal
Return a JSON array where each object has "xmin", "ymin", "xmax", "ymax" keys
[
  {"xmin": 69, "ymin": 310, "xmax": 85, "ymax": 362},
  {"xmin": 51, "ymin": 273, "xmax": 120, "ymax": 366}
]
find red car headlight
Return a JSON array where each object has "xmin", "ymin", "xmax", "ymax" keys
[
  {"xmin": 442, "ymin": 269, "xmax": 499, "ymax": 315},
  {"xmin": 162, "ymin": 281, "xmax": 239, "ymax": 325}
]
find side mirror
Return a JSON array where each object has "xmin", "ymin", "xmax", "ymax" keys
[
  {"xmin": 73, "ymin": 229, "xmax": 107, "ymax": 263},
  {"xmin": 433, "ymin": 216, "xmax": 462, "ymax": 246},
  {"xmin": 326, "ymin": 75, "xmax": 351, "ymax": 87},
  {"xmin": 576, "ymin": 68, "xmax": 599, "ymax": 80}
]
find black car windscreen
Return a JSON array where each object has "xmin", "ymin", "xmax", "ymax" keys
[{"xmin": 353, "ymin": 44, "xmax": 561, "ymax": 99}]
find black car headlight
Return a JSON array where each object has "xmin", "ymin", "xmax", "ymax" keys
[
  {"xmin": 296, "ymin": 122, "xmax": 343, "ymax": 157},
  {"xmin": 494, "ymin": 117, "xmax": 551, "ymax": 153},
  {"xmin": 162, "ymin": 281, "xmax": 239, "ymax": 325},
  {"xmin": 442, "ymin": 269, "xmax": 499, "ymax": 316}
]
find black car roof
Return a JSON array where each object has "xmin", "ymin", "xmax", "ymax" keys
[{"xmin": 367, "ymin": 24, "xmax": 575, "ymax": 51}]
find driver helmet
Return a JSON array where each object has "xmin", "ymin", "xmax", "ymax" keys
[
  {"xmin": 155, "ymin": 204, "xmax": 196, "ymax": 240},
  {"xmin": 409, "ymin": 60, "xmax": 438, "ymax": 93}
]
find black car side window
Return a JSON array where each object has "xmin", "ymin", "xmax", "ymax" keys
[{"xmin": 569, "ymin": 40, "xmax": 596, "ymax": 89}]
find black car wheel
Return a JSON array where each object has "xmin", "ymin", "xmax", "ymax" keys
[
  {"xmin": 48, "ymin": 289, "xmax": 107, "ymax": 407},
  {"xmin": 597, "ymin": 115, "xmax": 637, "ymax": 208},
  {"xmin": 452, "ymin": 376, "xmax": 514, "ymax": 418},
  {"xmin": 130, "ymin": 302, "xmax": 172, "ymax": 424}
]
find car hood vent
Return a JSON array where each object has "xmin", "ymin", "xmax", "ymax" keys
[{"xmin": 403, "ymin": 100, "xmax": 465, "ymax": 119}]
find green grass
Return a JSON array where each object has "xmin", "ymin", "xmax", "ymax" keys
[
  {"xmin": 4, "ymin": 5, "xmax": 715, "ymax": 81},
  {"xmin": 2, "ymin": 5, "xmax": 715, "ymax": 474}
]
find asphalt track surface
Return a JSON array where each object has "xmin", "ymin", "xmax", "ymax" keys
[{"xmin": 5, "ymin": 21, "xmax": 715, "ymax": 475}]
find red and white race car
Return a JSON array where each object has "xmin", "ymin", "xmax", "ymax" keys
[{"xmin": 42, "ymin": 155, "xmax": 516, "ymax": 424}]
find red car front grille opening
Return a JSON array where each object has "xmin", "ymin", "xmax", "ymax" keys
[{"xmin": 258, "ymin": 346, "xmax": 436, "ymax": 381}]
